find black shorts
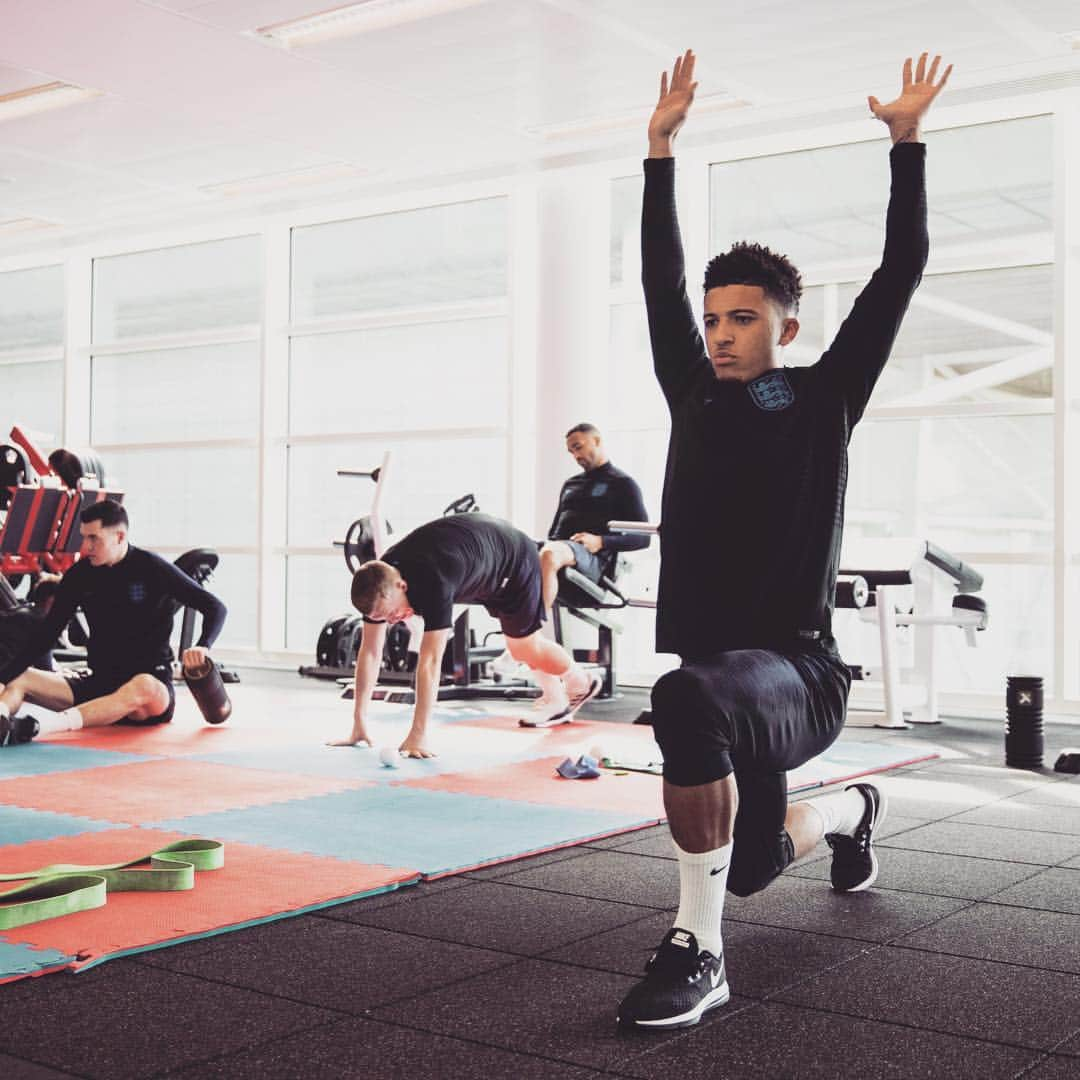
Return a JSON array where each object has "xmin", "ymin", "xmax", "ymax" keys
[
  {"xmin": 650, "ymin": 648, "xmax": 850, "ymax": 895},
  {"xmin": 64, "ymin": 664, "xmax": 176, "ymax": 726},
  {"xmin": 485, "ymin": 541, "xmax": 546, "ymax": 640}
]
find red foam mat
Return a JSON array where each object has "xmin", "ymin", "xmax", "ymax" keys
[
  {"xmin": 400, "ymin": 755, "xmax": 665, "ymax": 817},
  {"xmin": 0, "ymin": 758, "xmax": 371, "ymax": 825},
  {"xmin": 40, "ymin": 718, "xmax": 316, "ymax": 757},
  {"xmin": 1, "ymin": 828, "xmax": 418, "ymax": 968}
]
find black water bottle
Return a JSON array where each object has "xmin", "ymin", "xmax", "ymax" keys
[{"xmin": 1005, "ymin": 675, "xmax": 1044, "ymax": 769}]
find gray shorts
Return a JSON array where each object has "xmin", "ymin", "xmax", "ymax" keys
[{"xmin": 558, "ymin": 539, "xmax": 608, "ymax": 585}]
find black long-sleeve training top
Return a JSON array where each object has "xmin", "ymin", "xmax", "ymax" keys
[
  {"xmin": 0, "ymin": 545, "xmax": 227, "ymax": 684},
  {"xmin": 642, "ymin": 144, "xmax": 928, "ymax": 660},
  {"xmin": 547, "ymin": 462, "xmax": 651, "ymax": 571}
]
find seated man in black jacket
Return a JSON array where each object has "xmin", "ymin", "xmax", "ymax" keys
[
  {"xmin": 540, "ymin": 423, "xmax": 650, "ymax": 614},
  {"xmin": 0, "ymin": 500, "xmax": 226, "ymax": 746},
  {"xmin": 521, "ymin": 423, "xmax": 650, "ymax": 710}
]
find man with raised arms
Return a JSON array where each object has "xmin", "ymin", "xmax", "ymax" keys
[{"xmin": 618, "ymin": 49, "xmax": 950, "ymax": 1030}]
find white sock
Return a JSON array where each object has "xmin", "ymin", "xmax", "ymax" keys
[
  {"xmin": 561, "ymin": 664, "xmax": 590, "ymax": 697},
  {"xmin": 491, "ymin": 649, "xmax": 519, "ymax": 677},
  {"xmin": 803, "ymin": 787, "xmax": 866, "ymax": 837},
  {"xmin": 532, "ymin": 670, "xmax": 568, "ymax": 706},
  {"xmin": 672, "ymin": 839, "xmax": 732, "ymax": 958},
  {"xmin": 38, "ymin": 708, "xmax": 84, "ymax": 735}
]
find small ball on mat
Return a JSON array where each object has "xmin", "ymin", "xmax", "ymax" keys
[
  {"xmin": 378, "ymin": 746, "xmax": 400, "ymax": 768},
  {"xmin": 588, "ymin": 744, "xmax": 606, "ymax": 762}
]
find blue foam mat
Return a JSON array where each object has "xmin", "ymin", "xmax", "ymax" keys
[
  {"xmin": 0, "ymin": 940, "xmax": 71, "ymax": 981},
  {"xmin": 0, "ymin": 744, "xmax": 154, "ymax": 780},
  {"xmin": 188, "ymin": 734, "xmax": 552, "ymax": 782},
  {"xmin": 158, "ymin": 786, "xmax": 654, "ymax": 875},
  {"xmin": 0, "ymin": 804, "xmax": 119, "ymax": 846}
]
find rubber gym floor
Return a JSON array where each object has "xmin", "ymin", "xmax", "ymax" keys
[{"xmin": 2, "ymin": 669, "xmax": 1079, "ymax": 1080}]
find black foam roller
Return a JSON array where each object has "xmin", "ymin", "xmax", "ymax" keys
[{"xmin": 184, "ymin": 659, "xmax": 232, "ymax": 725}]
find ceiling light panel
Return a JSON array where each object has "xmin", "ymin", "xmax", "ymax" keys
[
  {"xmin": 0, "ymin": 82, "xmax": 102, "ymax": 123},
  {"xmin": 0, "ymin": 217, "xmax": 62, "ymax": 236},
  {"xmin": 254, "ymin": 0, "xmax": 488, "ymax": 46},
  {"xmin": 199, "ymin": 162, "xmax": 364, "ymax": 196}
]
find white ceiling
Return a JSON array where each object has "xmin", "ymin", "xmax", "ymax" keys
[{"xmin": 0, "ymin": 0, "xmax": 1077, "ymax": 254}]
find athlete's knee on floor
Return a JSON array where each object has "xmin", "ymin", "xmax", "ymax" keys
[{"xmin": 726, "ymin": 831, "xmax": 794, "ymax": 897}]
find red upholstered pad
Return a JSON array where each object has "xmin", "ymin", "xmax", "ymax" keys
[
  {"xmin": 0, "ymin": 828, "xmax": 418, "ymax": 965},
  {"xmin": 0, "ymin": 759, "xmax": 372, "ymax": 825},
  {"xmin": 398, "ymin": 755, "xmax": 665, "ymax": 818}
]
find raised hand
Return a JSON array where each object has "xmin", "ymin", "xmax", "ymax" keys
[
  {"xmin": 648, "ymin": 49, "xmax": 698, "ymax": 157},
  {"xmin": 869, "ymin": 53, "xmax": 952, "ymax": 144}
]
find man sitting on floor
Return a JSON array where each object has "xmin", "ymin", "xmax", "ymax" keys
[{"xmin": 0, "ymin": 499, "xmax": 226, "ymax": 746}]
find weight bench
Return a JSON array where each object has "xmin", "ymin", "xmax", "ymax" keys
[
  {"xmin": 1, "ymin": 485, "xmax": 69, "ymax": 580},
  {"xmin": 839, "ymin": 539, "xmax": 989, "ymax": 728},
  {"xmin": 549, "ymin": 565, "xmax": 630, "ymax": 700}
]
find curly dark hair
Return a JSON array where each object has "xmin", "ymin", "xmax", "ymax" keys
[{"xmin": 703, "ymin": 242, "xmax": 802, "ymax": 313}]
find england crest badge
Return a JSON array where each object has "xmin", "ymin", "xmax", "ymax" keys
[{"xmin": 748, "ymin": 370, "xmax": 794, "ymax": 412}]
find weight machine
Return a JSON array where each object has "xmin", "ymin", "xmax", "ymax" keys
[
  {"xmin": 838, "ymin": 538, "xmax": 989, "ymax": 728},
  {"xmin": 1, "ymin": 424, "xmax": 237, "ymax": 682},
  {"xmin": 0, "ymin": 426, "xmax": 125, "ymax": 585}
]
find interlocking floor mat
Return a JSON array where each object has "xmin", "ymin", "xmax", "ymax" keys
[{"xmin": 0, "ymin": 690, "xmax": 935, "ymax": 982}]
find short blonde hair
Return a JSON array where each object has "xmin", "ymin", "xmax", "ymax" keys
[{"xmin": 350, "ymin": 560, "xmax": 400, "ymax": 615}]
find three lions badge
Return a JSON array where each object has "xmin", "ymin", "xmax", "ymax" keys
[{"xmin": 748, "ymin": 370, "xmax": 794, "ymax": 412}]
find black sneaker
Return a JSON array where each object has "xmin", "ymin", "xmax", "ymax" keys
[
  {"xmin": 0, "ymin": 713, "xmax": 40, "ymax": 747},
  {"xmin": 826, "ymin": 782, "xmax": 887, "ymax": 892},
  {"xmin": 519, "ymin": 676, "xmax": 602, "ymax": 728},
  {"xmin": 617, "ymin": 928, "xmax": 729, "ymax": 1030}
]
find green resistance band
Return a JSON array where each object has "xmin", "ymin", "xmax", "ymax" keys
[{"xmin": 0, "ymin": 839, "xmax": 224, "ymax": 932}]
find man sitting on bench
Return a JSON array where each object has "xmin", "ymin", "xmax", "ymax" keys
[
  {"xmin": 0, "ymin": 500, "xmax": 226, "ymax": 746},
  {"xmin": 540, "ymin": 423, "xmax": 650, "ymax": 614},
  {"xmin": 333, "ymin": 512, "xmax": 602, "ymax": 757},
  {"xmin": 527, "ymin": 423, "xmax": 649, "ymax": 709}
]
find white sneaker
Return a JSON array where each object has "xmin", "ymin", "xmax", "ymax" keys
[
  {"xmin": 530, "ymin": 669, "xmax": 568, "ymax": 711},
  {"xmin": 519, "ymin": 676, "xmax": 602, "ymax": 728}
]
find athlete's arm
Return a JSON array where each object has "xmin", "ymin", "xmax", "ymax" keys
[
  {"xmin": 329, "ymin": 619, "xmax": 385, "ymax": 747},
  {"xmin": 642, "ymin": 50, "xmax": 710, "ymax": 403},
  {"xmin": 815, "ymin": 55, "xmax": 951, "ymax": 425},
  {"xmin": 401, "ymin": 628, "xmax": 450, "ymax": 758}
]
